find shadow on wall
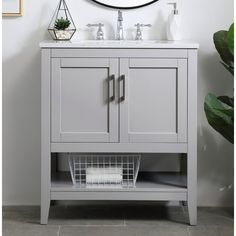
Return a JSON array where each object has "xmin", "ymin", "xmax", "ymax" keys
[
  {"xmin": 198, "ymin": 125, "xmax": 233, "ymax": 207},
  {"xmin": 200, "ymin": 49, "xmax": 233, "ymax": 97},
  {"xmin": 149, "ymin": 9, "xmax": 166, "ymax": 40},
  {"xmin": 2, "ymin": 28, "xmax": 49, "ymax": 204}
]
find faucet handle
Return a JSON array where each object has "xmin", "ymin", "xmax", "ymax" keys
[
  {"xmin": 87, "ymin": 23, "xmax": 104, "ymax": 28},
  {"xmin": 134, "ymin": 23, "xmax": 152, "ymax": 28},
  {"xmin": 87, "ymin": 23, "xmax": 104, "ymax": 40},
  {"xmin": 134, "ymin": 23, "xmax": 152, "ymax": 40}
]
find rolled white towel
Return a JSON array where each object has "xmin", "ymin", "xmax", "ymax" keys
[
  {"xmin": 86, "ymin": 174, "xmax": 122, "ymax": 184},
  {"xmin": 86, "ymin": 167, "xmax": 122, "ymax": 175}
]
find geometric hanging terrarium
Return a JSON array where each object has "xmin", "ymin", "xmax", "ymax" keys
[{"xmin": 48, "ymin": 0, "xmax": 76, "ymax": 41}]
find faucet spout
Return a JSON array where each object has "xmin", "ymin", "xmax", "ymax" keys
[
  {"xmin": 116, "ymin": 10, "xmax": 124, "ymax": 40},
  {"xmin": 118, "ymin": 10, "xmax": 123, "ymax": 21}
]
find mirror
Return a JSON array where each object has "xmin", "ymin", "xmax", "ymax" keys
[{"xmin": 90, "ymin": 0, "xmax": 159, "ymax": 9}]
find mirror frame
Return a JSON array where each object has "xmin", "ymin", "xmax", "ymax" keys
[{"xmin": 90, "ymin": 0, "xmax": 159, "ymax": 9}]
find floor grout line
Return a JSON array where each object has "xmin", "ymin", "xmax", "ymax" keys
[
  {"xmin": 57, "ymin": 225, "xmax": 61, "ymax": 236},
  {"xmin": 123, "ymin": 218, "xmax": 126, "ymax": 227},
  {"xmin": 123, "ymin": 212, "xmax": 127, "ymax": 227},
  {"xmin": 186, "ymin": 227, "xmax": 191, "ymax": 236},
  {"xmin": 57, "ymin": 224, "xmax": 126, "ymax": 227},
  {"xmin": 123, "ymin": 217, "xmax": 127, "ymax": 227}
]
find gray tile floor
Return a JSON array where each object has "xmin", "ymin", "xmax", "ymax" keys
[{"xmin": 3, "ymin": 204, "xmax": 234, "ymax": 236}]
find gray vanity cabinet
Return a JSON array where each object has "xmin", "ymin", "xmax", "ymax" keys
[
  {"xmin": 51, "ymin": 58, "xmax": 119, "ymax": 143},
  {"xmin": 120, "ymin": 58, "xmax": 187, "ymax": 143},
  {"xmin": 51, "ymin": 57, "xmax": 187, "ymax": 144},
  {"xmin": 40, "ymin": 42, "xmax": 198, "ymax": 226}
]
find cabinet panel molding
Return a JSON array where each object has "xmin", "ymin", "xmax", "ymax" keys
[
  {"xmin": 120, "ymin": 58, "xmax": 187, "ymax": 143},
  {"xmin": 51, "ymin": 58, "xmax": 119, "ymax": 143}
]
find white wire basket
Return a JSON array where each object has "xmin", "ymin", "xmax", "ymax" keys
[{"xmin": 68, "ymin": 153, "xmax": 141, "ymax": 188}]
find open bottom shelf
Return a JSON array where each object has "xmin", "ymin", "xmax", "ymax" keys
[{"xmin": 51, "ymin": 172, "xmax": 187, "ymax": 201}]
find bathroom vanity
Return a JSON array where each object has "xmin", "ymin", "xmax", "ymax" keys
[{"xmin": 40, "ymin": 40, "xmax": 198, "ymax": 225}]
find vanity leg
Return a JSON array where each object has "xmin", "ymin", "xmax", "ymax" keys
[
  {"xmin": 41, "ymin": 197, "xmax": 50, "ymax": 225},
  {"xmin": 187, "ymin": 50, "xmax": 198, "ymax": 226},
  {"xmin": 41, "ymin": 146, "xmax": 50, "ymax": 224},
  {"xmin": 188, "ymin": 199, "xmax": 197, "ymax": 226},
  {"xmin": 187, "ymin": 146, "xmax": 197, "ymax": 226},
  {"xmin": 41, "ymin": 49, "xmax": 51, "ymax": 225},
  {"xmin": 41, "ymin": 148, "xmax": 51, "ymax": 225},
  {"xmin": 187, "ymin": 143, "xmax": 197, "ymax": 226}
]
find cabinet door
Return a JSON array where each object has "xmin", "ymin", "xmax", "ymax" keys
[
  {"xmin": 51, "ymin": 58, "xmax": 118, "ymax": 143},
  {"xmin": 120, "ymin": 58, "xmax": 187, "ymax": 143}
]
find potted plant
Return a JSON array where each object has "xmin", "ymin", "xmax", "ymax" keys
[
  {"xmin": 204, "ymin": 23, "xmax": 234, "ymax": 143},
  {"xmin": 54, "ymin": 17, "xmax": 72, "ymax": 40}
]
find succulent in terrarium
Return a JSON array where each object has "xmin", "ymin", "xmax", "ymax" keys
[
  {"xmin": 54, "ymin": 17, "xmax": 71, "ymax": 30},
  {"xmin": 48, "ymin": 0, "xmax": 76, "ymax": 40}
]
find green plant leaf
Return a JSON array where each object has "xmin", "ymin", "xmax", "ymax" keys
[
  {"xmin": 218, "ymin": 96, "xmax": 234, "ymax": 107},
  {"xmin": 221, "ymin": 62, "xmax": 234, "ymax": 76},
  {"xmin": 228, "ymin": 23, "xmax": 234, "ymax": 55},
  {"xmin": 214, "ymin": 30, "xmax": 234, "ymax": 68},
  {"xmin": 204, "ymin": 93, "xmax": 234, "ymax": 143},
  {"xmin": 54, "ymin": 17, "xmax": 71, "ymax": 30},
  {"xmin": 205, "ymin": 24, "xmax": 234, "ymax": 144}
]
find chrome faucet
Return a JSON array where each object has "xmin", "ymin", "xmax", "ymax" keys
[
  {"xmin": 116, "ymin": 10, "xmax": 124, "ymax": 40},
  {"xmin": 134, "ymin": 23, "xmax": 152, "ymax": 40}
]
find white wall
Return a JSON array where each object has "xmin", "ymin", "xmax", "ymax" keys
[{"xmin": 3, "ymin": 0, "xmax": 234, "ymax": 206}]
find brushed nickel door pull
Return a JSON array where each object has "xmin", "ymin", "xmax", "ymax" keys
[
  {"xmin": 122, "ymin": 75, "xmax": 125, "ymax": 101},
  {"xmin": 119, "ymin": 75, "xmax": 125, "ymax": 102},
  {"xmin": 109, "ymin": 74, "xmax": 115, "ymax": 102}
]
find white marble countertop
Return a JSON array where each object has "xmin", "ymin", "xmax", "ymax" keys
[{"xmin": 40, "ymin": 40, "xmax": 199, "ymax": 49}]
